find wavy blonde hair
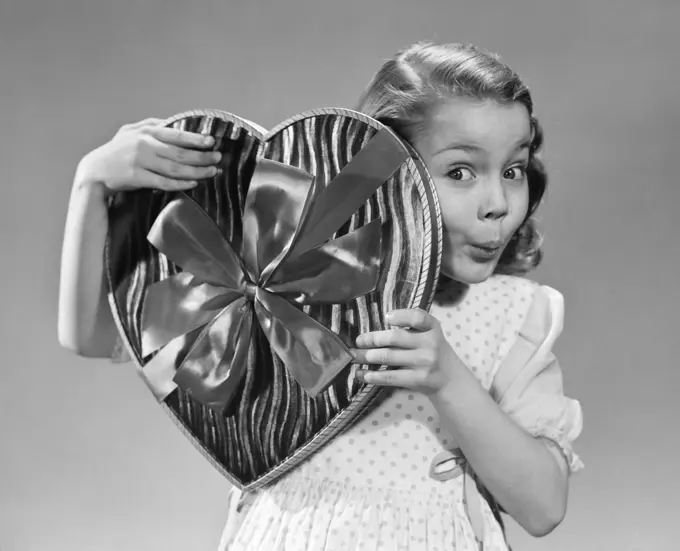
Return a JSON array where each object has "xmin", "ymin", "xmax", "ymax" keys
[{"xmin": 356, "ymin": 42, "xmax": 546, "ymax": 275}]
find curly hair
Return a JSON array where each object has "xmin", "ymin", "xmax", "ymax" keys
[{"xmin": 355, "ymin": 42, "xmax": 546, "ymax": 275}]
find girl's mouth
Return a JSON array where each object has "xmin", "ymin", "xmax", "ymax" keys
[{"xmin": 468, "ymin": 242, "xmax": 501, "ymax": 261}]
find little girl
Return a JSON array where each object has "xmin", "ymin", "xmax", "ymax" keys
[{"xmin": 59, "ymin": 42, "xmax": 583, "ymax": 550}]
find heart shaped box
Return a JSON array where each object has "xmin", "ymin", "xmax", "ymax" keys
[{"xmin": 106, "ymin": 108, "xmax": 442, "ymax": 491}]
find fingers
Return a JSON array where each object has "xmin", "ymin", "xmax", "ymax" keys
[
  {"xmin": 385, "ymin": 308, "xmax": 437, "ymax": 331},
  {"xmin": 355, "ymin": 368, "xmax": 426, "ymax": 388},
  {"xmin": 155, "ymin": 141, "xmax": 222, "ymax": 167},
  {"xmin": 145, "ymin": 152, "xmax": 220, "ymax": 182},
  {"xmin": 351, "ymin": 347, "xmax": 423, "ymax": 367},
  {"xmin": 132, "ymin": 168, "xmax": 199, "ymax": 192},
  {"xmin": 140, "ymin": 127, "xmax": 221, "ymax": 181},
  {"xmin": 151, "ymin": 125, "xmax": 215, "ymax": 150},
  {"xmin": 355, "ymin": 328, "xmax": 419, "ymax": 350}
]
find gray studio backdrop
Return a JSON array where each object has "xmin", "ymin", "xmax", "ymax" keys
[{"xmin": 2, "ymin": 0, "xmax": 678, "ymax": 550}]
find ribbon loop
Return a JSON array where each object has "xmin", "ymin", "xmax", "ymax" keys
[{"xmin": 148, "ymin": 198, "xmax": 247, "ymax": 290}]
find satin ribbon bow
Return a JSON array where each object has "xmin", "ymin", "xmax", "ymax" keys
[{"xmin": 138, "ymin": 128, "xmax": 408, "ymax": 412}]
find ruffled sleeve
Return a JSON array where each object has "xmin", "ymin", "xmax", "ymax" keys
[{"xmin": 491, "ymin": 285, "xmax": 584, "ymax": 474}]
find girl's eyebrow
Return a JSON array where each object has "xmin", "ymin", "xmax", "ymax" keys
[
  {"xmin": 435, "ymin": 138, "xmax": 531, "ymax": 157},
  {"xmin": 434, "ymin": 143, "xmax": 485, "ymax": 156}
]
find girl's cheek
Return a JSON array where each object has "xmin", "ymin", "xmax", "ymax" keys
[
  {"xmin": 443, "ymin": 203, "xmax": 473, "ymax": 234},
  {"xmin": 514, "ymin": 193, "xmax": 531, "ymax": 227}
]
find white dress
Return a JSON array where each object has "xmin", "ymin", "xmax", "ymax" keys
[{"xmin": 217, "ymin": 275, "xmax": 584, "ymax": 551}]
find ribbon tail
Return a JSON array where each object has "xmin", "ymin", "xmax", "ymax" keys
[
  {"xmin": 464, "ymin": 465, "xmax": 487, "ymax": 547},
  {"xmin": 173, "ymin": 298, "xmax": 253, "ymax": 412},
  {"xmin": 140, "ymin": 325, "xmax": 206, "ymax": 403},
  {"xmin": 288, "ymin": 128, "xmax": 408, "ymax": 256},
  {"xmin": 266, "ymin": 218, "xmax": 382, "ymax": 304},
  {"xmin": 254, "ymin": 289, "xmax": 353, "ymax": 395},
  {"xmin": 141, "ymin": 272, "xmax": 240, "ymax": 357}
]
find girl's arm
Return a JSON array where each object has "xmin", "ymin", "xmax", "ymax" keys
[
  {"xmin": 58, "ymin": 119, "xmax": 221, "ymax": 357},
  {"xmin": 428, "ymin": 366, "xmax": 569, "ymax": 537},
  {"xmin": 58, "ymin": 162, "xmax": 119, "ymax": 357}
]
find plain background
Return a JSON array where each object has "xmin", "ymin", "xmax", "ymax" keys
[{"xmin": 2, "ymin": 0, "xmax": 678, "ymax": 550}]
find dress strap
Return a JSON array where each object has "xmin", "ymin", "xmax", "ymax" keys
[
  {"xmin": 429, "ymin": 449, "xmax": 486, "ymax": 548},
  {"xmin": 463, "ymin": 468, "xmax": 487, "ymax": 548}
]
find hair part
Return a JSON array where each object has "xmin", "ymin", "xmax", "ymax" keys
[{"xmin": 356, "ymin": 42, "xmax": 547, "ymax": 276}]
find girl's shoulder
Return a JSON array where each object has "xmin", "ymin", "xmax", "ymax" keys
[
  {"xmin": 471, "ymin": 274, "xmax": 563, "ymax": 317},
  {"xmin": 437, "ymin": 274, "xmax": 550, "ymax": 317},
  {"xmin": 477, "ymin": 273, "xmax": 540, "ymax": 296}
]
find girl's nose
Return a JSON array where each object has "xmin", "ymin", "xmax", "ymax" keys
[{"xmin": 477, "ymin": 179, "xmax": 509, "ymax": 221}]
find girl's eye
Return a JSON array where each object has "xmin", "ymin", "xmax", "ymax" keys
[
  {"xmin": 448, "ymin": 167, "xmax": 475, "ymax": 181},
  {"xmin": 504, "ymin": 166, "xmax": 527, "ymax": 181}
]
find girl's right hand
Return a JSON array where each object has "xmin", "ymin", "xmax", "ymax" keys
[{"xmin": 77, "ymin": 117, "xmax": 221, "ymax": 195}]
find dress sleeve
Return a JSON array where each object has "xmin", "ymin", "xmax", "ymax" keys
[{"xmin": 491, "ymin": 285, "xmax": 584, "ymax": 474}]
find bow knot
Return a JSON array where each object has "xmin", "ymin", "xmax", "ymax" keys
[{"xmin": 242, "ymin": 281, "xmax": 258, "ymax": 299}]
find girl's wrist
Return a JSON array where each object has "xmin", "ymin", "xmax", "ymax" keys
[
  {"xmin": 430, "ymin": 353, "xmax": 480, "ymax": 403},
  {"xmin": 73, "ymin": 150, "xmax": 110, "ymax": 199}
]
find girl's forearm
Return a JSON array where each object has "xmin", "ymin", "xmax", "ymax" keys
[
  {"xmin": 428, "ymin": 364, "xmax": 568, "ymax": 537},
  {"xmin": 58, "ymin": 156, "xmax": 117, "ymax": 357}
]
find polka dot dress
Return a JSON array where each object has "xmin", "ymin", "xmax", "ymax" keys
[{"xmin": 221, "ymin": 275, "xmax": 572, "ymax": 551}]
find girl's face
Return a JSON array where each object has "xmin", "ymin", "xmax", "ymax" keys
[{"xmin": 412, "ymin": 98, "xmax": 532, "ymax": 284}]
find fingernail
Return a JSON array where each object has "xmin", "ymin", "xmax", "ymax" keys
[
  {"xmin": 214, "ymin": 167, "xmax": 223, "ymax": 176},
  {"xmin": 355, "ymin": 335, "xmax": 365, "ymax": 347},
  {"xmin": 355, "ymin": 370, "xmax": 365, "ymax": 382},
  {"xmin": 213, "ymin": 152, "xmax": 222, "ymax": 163},
  {"xmin": 204, "ymin": 135, "xmax": 215, "ymax": 146},
  {"xmin": 384, "ymin": 311, "xmax": 394, "ymax": 323}
]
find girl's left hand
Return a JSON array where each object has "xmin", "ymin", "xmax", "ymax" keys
[{"xmin": 351, "ymin": 308, "xmax": 465, "ymax": 396}]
